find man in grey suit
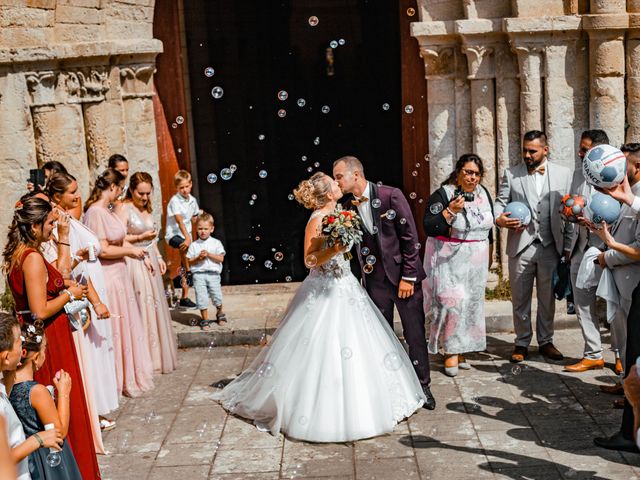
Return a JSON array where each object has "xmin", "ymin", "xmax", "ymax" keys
[
  {"xmin": 495, "ymin": 130, "xmax": 572, "ymax": 363},
  {"xmin": 564, "ymin": 130, "xmax": 611, "ymax": 374}
]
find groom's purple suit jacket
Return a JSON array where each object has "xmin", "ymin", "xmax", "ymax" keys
[{"xmin": 344, "ymin": 182, "xmax": 426, "ymax": 286}]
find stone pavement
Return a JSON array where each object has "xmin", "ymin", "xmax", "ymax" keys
[{"xmin": 99, "ymin": 328, "xmax": 640, "ymax": 480}]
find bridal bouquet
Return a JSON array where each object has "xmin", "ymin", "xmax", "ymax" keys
[{"xmin": 321, "ymin": 204, "xmax": 363, "ymax": 260}]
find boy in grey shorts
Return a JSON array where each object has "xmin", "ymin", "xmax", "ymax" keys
[{"xmin": 187, "ymin": 212, "xmax": 227, "ymax": 328}]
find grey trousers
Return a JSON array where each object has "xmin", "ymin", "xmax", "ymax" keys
[
  {"xmin": 570, "ymin": 251, "xmax": 602, "ymax": 359},
  {"xmin": 508, "ymin": 242, "xmax": 559, "ymax": 347}
]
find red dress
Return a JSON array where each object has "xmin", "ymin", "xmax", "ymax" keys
[{"xmin": 8, "ymin": 248, "xmax": 101, "ymax": 479}]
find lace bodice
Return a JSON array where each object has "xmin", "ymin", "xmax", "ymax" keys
[{"xmin": 306, "ymin": 210, "xmax": 352, "ymax": 279}]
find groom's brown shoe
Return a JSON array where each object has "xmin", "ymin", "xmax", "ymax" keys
[
  {"xmin": 564, "ymin": 358, "xmax": 605, "ymax": 372},
  {"xmin": 539, "ymin": 343, "xmax": 564, "ymax": 360},
  {"xmin": 510, "ymin": 346, "xmax": 528, "ymax": 363}
]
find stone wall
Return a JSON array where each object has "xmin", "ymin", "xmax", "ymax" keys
[
  {"xmin": 0, "ymin": 0, "xmax": 162, "ymax": 273},
  {"xmin": 412, "ymin": 0, "xmax": 640, "ymax": 271}
]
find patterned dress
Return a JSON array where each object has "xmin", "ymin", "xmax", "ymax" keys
[{"xmin": 423, "ymin": 184, "xmax": 494, "ymax": 354}]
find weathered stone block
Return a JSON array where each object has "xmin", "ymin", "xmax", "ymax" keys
[
  {"xmin": 105, "ymin": 19, "xmax": 152, "ymax": 40},
  {"xmin": 55, "ymin": 5, "xmax": 102, "ymax": 24},
  {"xmin": 105, "ymin": 2, "xmax": 152, "ymax": 22},
  {"xmin": 0, "ymin": 26, "xmax": 49, "ymax": 47},
  {"xmin": 57, "ymin": 0, "xmax": 101, "ymax": 7},
  {"xmin": 464, "ymin": 0, "xmax": 512, "ymax": 19},
  {"xmin": 419, "ymin": 0, "xmax": 464, "ymax": 22},
  {"xmin": 511, "ymin": 0, "xmax": 565, "ymax": 17},
  {"xmin": 0, "ymin": 0, "xmax": 55, "ymax": 8},
  {"xmin": 53, "ymin": 23, "xmax": 103, "ymax": 43},
  {"xmin": 0, "ymin": 6, "xmax": 53, "ymax": 27},
  {"xmin": 590, "ymin": 0, "xmax": 625, "ymax": 14}
]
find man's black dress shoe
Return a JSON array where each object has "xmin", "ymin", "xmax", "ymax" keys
[
  {"xmin": 594, "ymin": 432, "xmax": 639, "ymax": 453},
  {"xmin": 422, "ymin": 385, "xmax": 436, "ymax": 410}
]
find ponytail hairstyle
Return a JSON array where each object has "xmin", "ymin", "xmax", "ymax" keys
[
  {"xmin": 45, "ymin": 172, "xmax": 76, "ymax": 204},
  {"xmin": 125, "ymin": 171, "xmax": 154, "ymax": 213},
  {"xmin": 17, "ymin": 322, "xmax": 45, "ymax": 368},
  {"xmin": 2, "ymin": 196, "xmax": 52, "ymax": 273},
  {"xmin": 441, "ymin": 153, "xmax": 485, "ymax": 187},
  {"xmin": 293, "ymin": 172, "xmax": 332, "ymax": 210},
  {"xmin": 84, "ymin": 168, "xmax": 125, "ymax": 212}
]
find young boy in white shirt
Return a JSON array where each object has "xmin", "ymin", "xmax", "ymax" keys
[
  {"xmin": 187, "ymin": 212, "xmax": 227, "ymax": 328},
  {"xmin": 165, "ymin": 170, "xmax": 201, "ymax": 308}
]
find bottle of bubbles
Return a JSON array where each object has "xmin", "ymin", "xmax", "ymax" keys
[{"xmin": 44, "ymin": 423, "xmax": 61, "ymax": 468}]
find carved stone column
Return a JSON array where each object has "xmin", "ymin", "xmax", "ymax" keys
[
  {"xmin": 82, "ymin": 66, "xmax": 127, "ymax": 178},
  {"xmin": 584, "ymin": 13, "xmax": 627, "ymax": 147},
  {"xmin": 27, "ymin": 70, "xmax": 91, "ymax": 199},
  {"xmin": 627, "ymin": 25, "xmax": 640, "ymax": 142},
  {"xmin": 510, "ymin": 41, "xmax": 545, "ymax": 138},
  {"xmin": 461, "ymin": 43, "xmax": 496, "ymax": 194},
  {"xmin": 120, "ymin": 63, "xmax": 162, "ymax": 220},
  {"xmin": 419, "ymin": 45, "xmax": 458, "ymax": 190}
]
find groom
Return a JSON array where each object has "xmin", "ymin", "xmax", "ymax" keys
[{"xmin": 333, "ymin": 156, "xmax": 435, "ymax": 410}]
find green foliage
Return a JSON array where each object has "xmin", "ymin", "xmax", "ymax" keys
[
  {"xmin": 485, "ymin": 263, "xmax": 512, "ymax": 301},
  {"xmin": 0, "ymin": 288, "xmax": 15, "ymax": 313}
]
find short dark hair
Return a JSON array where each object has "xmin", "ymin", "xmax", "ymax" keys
[
  {"xmin": 523, "ymin": 130, "xmax": 547, "ymax": 145},
  {"xmin": 41, "ymin": 161, "xmax": 67, "ymax": 175},
  {"xmin": 0, "ymin": 314, "xmax": 19, "ymax": 353},
  {"xmin": 621, "ymin": 143, "xmax": 640, "ymax": 155},
  {"xmin": 581, "ymin": 129, "xmax": 610, "ymax": 146},
  {"xmin": 108, "ymin": 154, "xmax": 128, "ymax": 169}
]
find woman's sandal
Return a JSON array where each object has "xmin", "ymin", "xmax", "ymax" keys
[
  {"xmin": 444, "ymin": 354, "xmax": 459, "ymax": 377},
  {"xmin": 99, "ymin": 417, "xmax": 116, "ymax": 431}
]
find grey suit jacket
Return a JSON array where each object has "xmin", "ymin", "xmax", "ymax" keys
[
  {"xmin": 494, "ymin": 161, "xmax": 572, "ymax": 258},
  {"xmin": 604, "ymin": 181, "xmax": 640, "ymax": 301}
]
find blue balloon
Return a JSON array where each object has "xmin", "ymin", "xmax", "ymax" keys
[
  {"xmin": 504, "ymin": 201, "xmax": 532, "ymax": 226},
  {"xmin": 587, "ymin": 192, "xmax": 621, "ymax": 225}
]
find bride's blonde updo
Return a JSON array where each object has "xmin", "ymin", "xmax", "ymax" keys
[{"xmin": 293, "ymin": 172, "xmax": 332, "ymax": 210}]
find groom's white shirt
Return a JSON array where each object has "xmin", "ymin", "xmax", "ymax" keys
[{"xmin": 355, "ymin": 183, "xmax": 374, "ymax": 233}]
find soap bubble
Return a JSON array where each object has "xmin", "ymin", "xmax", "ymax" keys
[
  {"xmin": 176, "ymin": 116, "xmax": 184, "ymax": 124},
  {"xmin": 254, "ymin": 236, "xmax": 261, "ymax": 241},
  {"xmin": 274, "ymin": 252, "xmax": 284, "ymax": 261},
  {"xmin": 384, "ymin": 352, "xmax": 403, "ymax": 371},
  {"xmin": 330, "ymin": 40, "xmax": 338, "ymax": 49},
  {"xmin": 338, "ymin": 38, "xmax": 346, "ymax": 46},
  {"xmin": 204, "ymin": 67, "xmax": 215, "ymax": 77},
  {"xmin": 371, "ymin": 198, "xmax": 381, "ymax": 208},
  {"xmin": 277, "ymin": 90, "xmax": 288, "ymax": 101},
  {"xmin": 285, "ymin": 276, "xmax": 292, "ymax": 282},
  {"xmin": 341, "ymin": 347, "xmax": 353, "ymax": 359},
  {"xmin": 307, "ymin": 167, "xmax": 313, "ymax": 172},
  {"xmin": 313, "ymin": 137, "xmax": 320, "ymax": 145},
  {"xmin": 308, "ymin": 16, "xmax": 319, "ymax": 26},
  {"xmin": 297, "ymin": 98, "xmax": 306, "ymax": 107},
  {"xmin": 407, "ymin": 7, "xmax": 415, "ymax": 16},
  {"xmin": 418, "ymin": 198, "xmax": 424, "ymax": 204},
  {"xmin": 361, "ymin": 247, "xmax": 370, "ymax": 256},
  {"xmin": 211, "ymin": 86, "xmax": 224, "ymax": 99},
  {"xmin": 363, "ymin": 264, "xmax": 374, "ymax": 274},
  {"xmin": 258, "ymin": 134, "xmax": 265, "ymax": 140},
  {"xmin": 301, "ymin": 155, "xmax": 307, "ymax": 161},
  {"xmin": 305, "ymin": 255, "xmax": 318, "ymax": 268},
  {"xmin": 258, "ymin": 170, "xmax": 268, "ymax": 179},
  {"xmin": 404, "ymin": 105, "xmax": 414, "ymax": 114},
  {"xmin": 277, "ymin": 109, "xmax": 287, "ymax": 118},
  {"xmin": 399, "ymin": 218, "xmax": 407, "ymax": 224},
  {"xmin": 248, "ymin": 255, "xmax": 255, "ymax": 261},
  {"xmin": 414, "ymin": 243, "xmax": 421, "ymax": 250},
  {"xmin": 220, "ymin": 168, "xmax": 232, "ymax": 180},
  {"xmin": 412, "ymin": 170, "xmax": 418, "ymax": 177},
  {"xmin": 321, "ymin": 105, "xmax": 330, "ymax": 114},
  {"xmin": 287, "ymin": 194, "xmax": 294, "ymax": 200},
  {"xmin": 248, "ymin": 200, "xmax": 255, "ymax": 206},
  {"xmin": 171, "ymin": 123, "xmax": 177, "ymax": 129},
  {"xmin": 382, "ymin": 103, "xmax": 390, "ymax": 111},
  {"xmin": 430, "ymin": 202, "xmax": 444, "ymax": 214},
  {"xmin": 409, "ymin": 192, "xmax": 417, "ymax": 199},
  {"xmin": 385, "ymin": 209, "xmax": 396, "ymax": 220},
  {"xmin": 313, "ymin": 162, "xmax": 320, "ymax": 168},
  {"xmin": 251, "ymin": 194, "xmax": 258, "ymax": 200},
  {"xmin": 415, "ymin": 162, "xmax": 421, "ymax": 168},
  {"xmin": 511, "ymin": 365, "xmax": 522, "ymax": 375},
  {"xmin": 242, "ymin": 253, "xmax": 250, "ymax": 261},
  {"xmin": 365, "ymin": 255, "xmax": 377, "ymax": 265},
  {"xmin": 229, "ymin": 164, "xmax": 237, "ymax": 172},
  {"xmin": 264, "ymin": 260, "xmax": 273, "ymax": 269}
]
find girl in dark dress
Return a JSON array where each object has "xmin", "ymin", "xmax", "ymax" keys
[{"xmin": 9, "ymin": 322, "xmax": 81, "ymax": 480}]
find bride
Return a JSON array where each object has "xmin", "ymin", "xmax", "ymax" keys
[{"xmin": 213, "ymin": 172, "xmax": 426, "ymax": 442}]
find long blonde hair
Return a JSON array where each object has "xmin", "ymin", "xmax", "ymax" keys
[
  {"xmin": 293, "ymin": 172, "xmax": 332, "ymax": 210},
  {"xmin": 84, "ymin": 168, "xmax": 125, "ymax": 212}
]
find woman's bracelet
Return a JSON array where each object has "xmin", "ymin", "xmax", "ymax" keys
[
  {"xmin": 58, "ymin": 241, "xmax": 70, "ymax": 247},
  {"xmin": 32, "ymin": 433, "xmax": 44, "ymax": 448},
  {"xmin": 62, "ymin": 289, "xmax": 74, "ymax": 302}
]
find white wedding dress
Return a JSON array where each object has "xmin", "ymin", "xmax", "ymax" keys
[{"xmin": 213, "ymin": 213, "xmax": 425, "ymax": 443}]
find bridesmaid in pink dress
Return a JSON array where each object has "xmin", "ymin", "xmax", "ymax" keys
[
  {"xmin": 83, "ymin": 168, "xmax": 154, "ymax": 397},
  {"xmin": 117, "ymin": 172, "xmax": 178, "ymax": 374}
]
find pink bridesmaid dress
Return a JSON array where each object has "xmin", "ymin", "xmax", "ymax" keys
[
  {"xmin": 83, "ymin": 205, "xmax": 154, "ymax": 397},
  {"xmin": 123, "ymin": 204, "xmax": 178, "ymax": 373}
]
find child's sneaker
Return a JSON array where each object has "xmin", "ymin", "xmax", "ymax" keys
[{"xmin": 179, "ymin": 298, "xmax": 197, "ymax": 308}]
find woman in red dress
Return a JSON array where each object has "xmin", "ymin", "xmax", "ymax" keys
[{"xmin": 3, "ymin": 196, "xmax": 101, "ymax": 479}]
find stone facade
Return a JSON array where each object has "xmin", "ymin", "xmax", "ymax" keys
[
  {"xmin": 0, "ymin": 0, "xmax": 162, "ymax": 269},
  {"xmin": 412, "ymin": 0, "xmax": 640, "ymax": 269}
]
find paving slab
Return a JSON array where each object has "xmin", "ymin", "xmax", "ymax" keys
[{"xmin": 98, "ymin": 329, "xmax": 640, "ymax": 479}]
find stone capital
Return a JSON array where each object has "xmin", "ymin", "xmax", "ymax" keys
[
  {"xmin": 119, "ymin": 64, "xmax": 156, "ymax": 99},
  {"xmin": 419, "ymin": 45, "xmax": 456, "ymax": 79},
  {"xmin": 461, "ymin": 44, "xmax": 494, "ymax": 80},
  {"xmin": 25, "ymin": 70, "xmax": 57, "ymax": 107}
]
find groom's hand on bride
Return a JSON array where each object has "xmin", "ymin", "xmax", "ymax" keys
[{"xmin": 398, "ymin": 280, "xmax": 414, "ymax": 299}]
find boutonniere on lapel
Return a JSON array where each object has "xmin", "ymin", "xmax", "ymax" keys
[{"xmin": 321, "ymin": 203, "xmax": 364, "ymax": 260}]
